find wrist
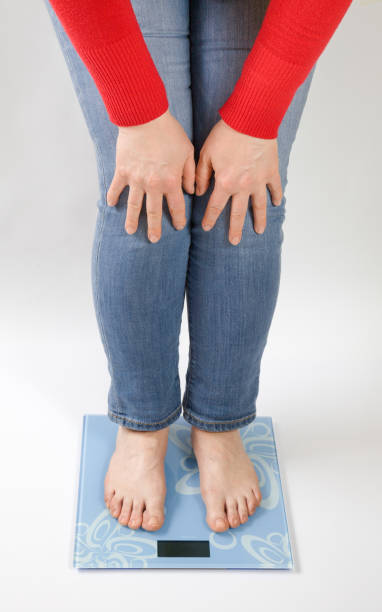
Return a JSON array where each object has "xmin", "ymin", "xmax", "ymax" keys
[{"xmin": 117, "ymin": 108, "xmax": 170, "ymax": 132}]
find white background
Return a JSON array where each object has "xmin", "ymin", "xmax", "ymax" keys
[{"xmin": 1, "ymin": 1, "xmax": 381, "ymax": 610}]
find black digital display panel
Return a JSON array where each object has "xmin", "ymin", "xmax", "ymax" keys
[{"xmin": 157, "ymin": 540, "xmax": 210, "ymax": 557}]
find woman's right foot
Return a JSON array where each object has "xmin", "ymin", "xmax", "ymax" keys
[{"xmin": 104, "ymin": 425, "xmax": 168, "ymax": 531}]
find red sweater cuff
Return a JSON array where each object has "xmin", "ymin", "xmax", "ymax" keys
[
  {"xmin": 218, "ymin": 41, "xmax": 310, "ymax": 139},
  {"xmin": 79, "ymin": 34, "xmax": 169, "ymax": 126}
]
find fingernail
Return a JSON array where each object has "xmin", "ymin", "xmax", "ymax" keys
[
  {"xmin": 125, "ymin": 226, "xmax": 135, "ymax": 234},
  {"xmin": 175, "ymin": 223, "xmax": 186, "ymax": 231},
  {"xmin": 230, "ymin": 236, "xmax": 240, "ymax": 245},
  {"xmin": 196, "ymin": 186, "xmax": 201, "ymax": 196},
  {"xmin": 149, "ymin": 233, "xmax": 159, "ymax": 243},
  {"xmin": 203, "ymin": 224, "xmax": 211, "ymax": 231}
]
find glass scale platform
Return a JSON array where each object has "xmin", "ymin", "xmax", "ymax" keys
[{"xmin": 74, "ymin": 415, "xmax": 293, "ymax": 569}]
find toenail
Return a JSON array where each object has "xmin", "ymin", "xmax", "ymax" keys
[{"xmin": 215, "ymin": 518, "xmax": 226, "ymax": 530}]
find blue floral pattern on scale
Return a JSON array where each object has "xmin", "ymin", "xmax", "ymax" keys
[{"xmin": 74, "ymin": 509, "xmax": 157, "ymax": 568}]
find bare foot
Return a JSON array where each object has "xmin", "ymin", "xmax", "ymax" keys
[
  {"xmin": 104, "ymin": 425, "xmax": 168, "ymax": 531},
  {"xmin": 191, "ymin": 427, "xmax": 262, "ymax": 532}
]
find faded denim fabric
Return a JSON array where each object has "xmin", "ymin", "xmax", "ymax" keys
[{"xmin": 45, "ymin": 0, "xmax": 315, "ymax": 431}]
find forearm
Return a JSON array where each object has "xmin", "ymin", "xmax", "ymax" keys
[
  {"xmin": 219, "ymin": 0, "xmax": 353, "ymax": 138},
  {"xmin": 48, "ymin": 0, "xmax": 169, "ymax": 126}
]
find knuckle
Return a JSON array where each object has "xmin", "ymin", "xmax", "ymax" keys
[
  {"xmin": 238, "ymin": 173, "xmax": 253, "ymax": 190},
  {"xmin": 217, "ymin": 175, "xmax": 234, "ymax": 192},
  {"xmin": 253, "ymin": 177, "xmax": 266, "ymax": 189},
  {"xmin": 168, "ymin": 201, "xmax": 183, "ymax": 214},
  {"xmin": 209, "ymin": 203, "xmax": 223, "ymax": 214},
  {"xmin": 163, "ymin": 174, "xmax": 178, "ymax": 191},
  {"xmin": 270, "ymin": 167, "xmax": 281, "ymax": 179},
  {"xmin": 231, "ymin": 208, "xmax": 244, "ymax": 219},
  {"xmin": 132, "ymin": 173, "xmax": 145, "ymax": 185},
  {"xmin": 117, "ymin": 166, "xmax": 128, "ymax": 179},
  {"xmin": 127, "ymin": 200, "xmax": 141, "ymax": 210},
  {"xmin": 145, "ymin": 174, "xmax": 162, "ymax": 189},
  {"xmin": 147, "ymin": 208, "xmax": 161, "ymax": 219},
  {"xmin": 253, "ymin": 201, "xmax": 266, "ymax": 211},
  {"xmin": 266, "ymin": 168, "xmax": 276, "ymax": 180}
]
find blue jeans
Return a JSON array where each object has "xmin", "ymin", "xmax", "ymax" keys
[{"xmin": 45, "ymin": 0, "xmax": 315, "ymax": 432}]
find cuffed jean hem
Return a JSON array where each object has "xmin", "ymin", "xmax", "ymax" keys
[
  {"xmin": 182, "ymin": 406, "xmax": 256, "ymax": 432},
  {"xmin": 107, "ymin": 404, "xmax": 182, "ymax": 431}
]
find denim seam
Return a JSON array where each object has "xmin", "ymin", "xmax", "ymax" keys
[
  {"xmin": 108, "ymin": 403, "xmax": 182, "ymax": 427},
  {"xmin": 183, "ymin": 407, "xmax": 256, "ymax": 426},
  {"xmin": 94, "ymin": 208, "xmax": 123, "ymax": 416}
]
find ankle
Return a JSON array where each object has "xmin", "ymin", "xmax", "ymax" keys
[
  {"xmin": 191, "ymin": 425, "xmax": 240, "ymax": 440},
  {"xmin": 117, "ymin": 424, "xmax": 169, "ymax": 447}
]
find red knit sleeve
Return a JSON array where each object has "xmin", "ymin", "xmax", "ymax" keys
[
  {"xmin": 48, "ymin": 0, "xmax": 169, "ymax": 126},
  {"xmin": 219, "ymin": 0, "xmax": 353, "ymax": 139}
]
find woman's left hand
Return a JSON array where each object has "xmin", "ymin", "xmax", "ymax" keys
[{"xmin": 195, "ymin": 119, "xmax": 283, "ymax": 245}]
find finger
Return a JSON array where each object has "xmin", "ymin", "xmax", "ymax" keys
[
  {"xmin": 165, "ymin": 188, "xmax": 187, "ymax": 230},
  {"xmin": 195, "ymin": 152, "xmax": 213, "ymax": 196},
  {"xmin": 182, "ymin": 152, "xmax": 196, "ymax": 194},
  {"xmin": 267, "ymin": 173, "xmax": 283, "ymax": 206},
  {"xmin": 146, "ymin": 191, "xmax": 163, "ymax": 243},
  {"xmin": 251, "ymin": 188, "xmax": 267, "ymax": 234},
  {"xmin": 201, "ymin": 185, "xmax": 229, "ymax": 231},
  {"xmin": 107, "ymin": 170, "xmax": 128, "ymax": 207},
  {"xmin": 229, "ymin": 193, "xmax": 249, "ymax": 245},
  {"xmin": 125, "ymin": 185, "xmax": 144, "ymax": 234}
]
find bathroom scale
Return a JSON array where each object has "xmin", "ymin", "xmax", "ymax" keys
[{"xmin": 74, "ymin": 414, "xmax": 293, "ymax": 569}]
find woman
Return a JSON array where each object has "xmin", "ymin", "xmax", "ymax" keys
[{"xmin": 45, "ymin": 0, "xmax": 352, "ymax": 533}]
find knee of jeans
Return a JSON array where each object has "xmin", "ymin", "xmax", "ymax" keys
[
  {"xmin": 100, "ymin": 196, "xmax": 191, "ymax": 243},
  {"xmin": 235, "ymin": 206, "xmax": 284, "ymax": 251}
]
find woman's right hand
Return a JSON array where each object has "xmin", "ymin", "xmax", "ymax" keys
[{"xmin": 107, "ymin": 109, "xmax": 195, "ymax": 243}]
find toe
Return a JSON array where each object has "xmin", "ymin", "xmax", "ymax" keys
[
  {"xmin": 118, "ymin": 498, "xmax": 133, "ymax": 526},
  {"xmin": 225, "ymin": 497, "xmax": 240, "ymax": 528},
  {"xmin": 246, "ymin": 489, "xmax": 258, "ymax": 515},
  {"xmin": 142, "ymin": 500, "xmax": 165, "ymax": 531},
  {"xmin": 253, "ymin": 485, "xmax": 262, "ymax": 505},
  {"xmin": 104, "ymin": 493, "xmax": 114, "ymax": 508},
  {"xmin": 128, "ymin": 500, "xmax": 144, "ymax": 530},
  {"xmin": 109, "ymin": 493, "xmax": 123, "ymax": 519},
  {"xmin": 104, "ymin": 485, "xmax": 115, "ymax": 508},
  {"xmin": 237, "ymin": 496, "xmax": 249, "ymax": 524},
  {"xmin": 205, "ymin": 494, "xmax": 229, "ymax": 532}
]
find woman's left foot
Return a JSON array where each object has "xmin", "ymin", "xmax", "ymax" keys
[{"xmin": 191, "ymin": 426, "xmax": 262, "ymax": 532}]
